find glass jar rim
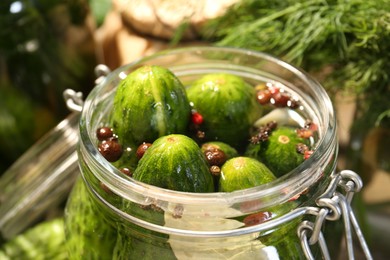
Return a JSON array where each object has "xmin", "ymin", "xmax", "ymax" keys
[{"xmin": 79, "ymin": 46, "xmax": 337, "ymax": 207}]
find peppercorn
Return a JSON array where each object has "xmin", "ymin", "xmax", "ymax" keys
[
  {"xmin": 304, "ymin": 119, "xmax": 318, "ymax": 131},
  {"xmin": 266, "ymin": 121, "xmax": 278, "ymax": 130},
  {"xmin": 268, "ymin": 84, "xmax": 280, "ymax": 95},
  {"xmin": 250, "ymin": 121, "xmax": 279, "ymax": 144},
  {"xmin": 304, "ymin": 150, "xmax": 314, "ymax": 160},
  {"xmin": 250, "ymin": 135, "xmax": 261, "ymax": 144},
  {"xmin": 120, "ymin": 167, "xmax": 132, "ymax": 177},
  {"xmin": 296, "ymin": 143, "xmax": 309, "ymax": 154},
  {"xmin": 271, "ymin": 92, "xmax": 290, "ymax": 107},
  {"xmin": 296, "ymin": 128, "xmax": 313, "ymax": 139},
  {"xmin": 257, "ymin": 131, "xmax": 270, "ymax": 142},
  {"xmin": 98, "ymin": 140, "xmax": 123, "ymax": 162},
  {"xmin": 210, "ymin": 165, "xmax": 221, "ymax": 176},
  {"xmin": 243, "ymin": 211, "xmax": 272, "ymax": 227},
  {"xmin": 287, "ymin": 99, "xmax": 301, "ymax": 109},
  {"xmin": 191, "ymin": 111, "xmax": 204, "ymax": 125},
  {"xmin": 96, "ymin": 127, "xmax": 114, "ymax": 141},
  {"xmin": 100, "ymin": 182, "xmax": 112, "ymax": 194},
  {"xmin": 136, "ymin": 142, "xmax": 152, "ymax": 160},
  {"xmin": 256, "ymin": 89, "xmax": 272, "ymax": 105},
  {"xmin": 204, "ymin": 148, "xmax": 227, "ymax": 167},
  {"xmin": 196, "ymin": 130, "xmax": 205, "ymax": 139}
]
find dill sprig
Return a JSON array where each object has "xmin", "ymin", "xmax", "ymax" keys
[{"xmin": 201, "ymin": 0, "xmax": 390, "ymax": 98}]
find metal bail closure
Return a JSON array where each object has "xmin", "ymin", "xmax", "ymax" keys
[
  {"xmin": 297, "ymin": 170, "xmax": 373, "ymax": 260},
  {"xmin": 63, "ymin": 64, "xmax": 111, "ymax": 113},
  {"xmin": 63, "ymin": 89, "xmax": 84, "ymax": 112}
]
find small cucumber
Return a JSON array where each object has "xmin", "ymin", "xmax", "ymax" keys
[
  {"xmin": 65, "ymin": 177, "xmax": 117, "ymax": 259},
  {"xmin": 133, "ymin": 134, "xmax": 214, "ymax": 193},
  {"xmin": 219, "ymin": 157, "xmax": 276, "ymax": 192},
  {"xmin": 186, "ymin": 73, "xmax": 263, "ymax": 149},
  {"xmin": 111, "ymin": 65, "xmax": 191, "ymax": 153},
  {"xmin": 246, "ymin": 126, "xmax": 309, "ymax": 177}
]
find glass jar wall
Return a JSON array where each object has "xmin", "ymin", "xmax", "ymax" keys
[{"xmin": 64, "ymin": 47, "xmax": 338, "ymax": 259}]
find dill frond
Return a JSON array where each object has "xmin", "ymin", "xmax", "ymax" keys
[{"xmin": 200, "ymin": 0, "xmax": 390, "ymax": 97}]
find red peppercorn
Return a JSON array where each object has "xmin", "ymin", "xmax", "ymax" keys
[
  {"xmin": 287, "ymin": 99, "xmax": 300, "ymax": 109},
  {"xmin": 256, "ymin": 89, "xmax": 272, "ymax": 105},
  {"xmin": 296, "ymin": 143, "xmax": 309, "ymax": 154},
  {"xmin": 204, "ymin": 148, "xmax": 227, "ymax": 166},
  {"xmin": 268, "ymin": 85, "xmax": 280, "ymax": 95},
  {"xmin": 96, "ymin": 127, "xmax": 114, "ymax": 141},
  {"xmin": 100, "ymin": 182, "xmax": 112, "ymax": 194},
  {"xmin": 243, "ymin": 211, "xmax": 272, "ymax": 226},
  {"xmin": 191, "ymin": 111, "xmax": 204, "ymax": 125},
  {"xmin": 304, "ymin": 150, "xmax": 314, "ymax": 160},
  {"xmin": 271, "ymin": 92, "xmax": 290, "ymax": 107},
  {"xmin": 120, "ymin": 167, "xmax": 132, "ymax": 177},
  {"xmin": 288, "ymin": 193, "xmax": 301, "ymax": 202},
  {"xmin": 296, "ymin": 128, "xmax": 313, "ymax": 139},
  {"xmin": 136, "ymin": 142, "xmax": 152, "ymax": 160},
  {"xmin": 305, "ymin": 120, "xmax": 318, "ymax": 132},
  {"xmin": 98, "ymin": 140, "xmax": 123, "ymax": 162}
]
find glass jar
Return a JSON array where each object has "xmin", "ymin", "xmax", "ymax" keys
[{"xmin": 64, "ymin": 47, "xmax": 356, "ymax": 259}]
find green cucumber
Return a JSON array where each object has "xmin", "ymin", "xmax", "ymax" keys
[
  {"xmin": 113, "ymin": 222, "xmax": 176, "ymax": 260},
  {"xmin": 64, "ymin": 177, "xmax": 117, "ymax": 259},
  {"xmin": 133, "ymin": 134, "xmax": 214, "ymax": 193},
  {"xmin": 218, "ymin": 156, "xmax": 303, "ymax": 258},
  {"xmin": 246, "ymin": 126, "xmax": 309, "ymax": 177},
  {"xmin": 186, "ymin": 73, "xmax": 263, "ymax": 149},
  {"xmin": 219, "ymin": 157, "xmax": 276, "ymax": 192},
  {"xmin": 111, "ymin": 65, "xmax": 191, "ymax": 158}
]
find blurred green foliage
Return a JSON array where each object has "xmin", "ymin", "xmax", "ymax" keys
[{"xmin": 0, "ymin": 0, "xmax": 97, "ymax": 173}]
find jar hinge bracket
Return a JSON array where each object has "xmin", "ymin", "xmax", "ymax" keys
[
  {"xmin": 63, "ymin": 89, "xmax": 84, "ymax": 112},
  {"xmin": 63, "ymin": 64, "xmax": 111, "ymax": 113},
  {"xmin": 297, "ymin": 170, "xmax": 373, "ymax": 260}
]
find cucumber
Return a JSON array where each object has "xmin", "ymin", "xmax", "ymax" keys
[
  {"xmin": 201, "ymin": 141, "xmax": 239, "ymax": 191},
  {"xmin": 246, "ymin": 126, "xmax": 309, "ymax": 177},
  {"xmin": 0, "ymin": 218, "xmax": 67, "ymax": 260},
  {"xmin": 186, "ymin": 73, "xmax": 263, "ymax": 150},
  {"xmin": 64, "ymin": 177, "xmax": 117, "ymax": 259},
  {"xmin": 111, "ymin": 65, "xmax": 191, "ymax": 161},
  {"xmin": 219, "ymin": 157, "xmax": 276, "ymax": 192},
  {"xmin": 133, "ymin": 134, "xmax": 214, "ymax": 193},
  {"xmin": 113, "ymin": 222, "xmax": 176, "ymax": 260},
  {"xmin": 218, "ymin": 156, "xmax": 303, "ymax": 258}
]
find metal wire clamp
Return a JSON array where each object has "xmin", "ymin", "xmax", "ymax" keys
[
  {"xmin": 297, "ymin": 170, "xmax": 373, "ymax": 260},
  {"xmin": 63, "ymin": 64, "xmax": 111, "ymax": 113}
]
